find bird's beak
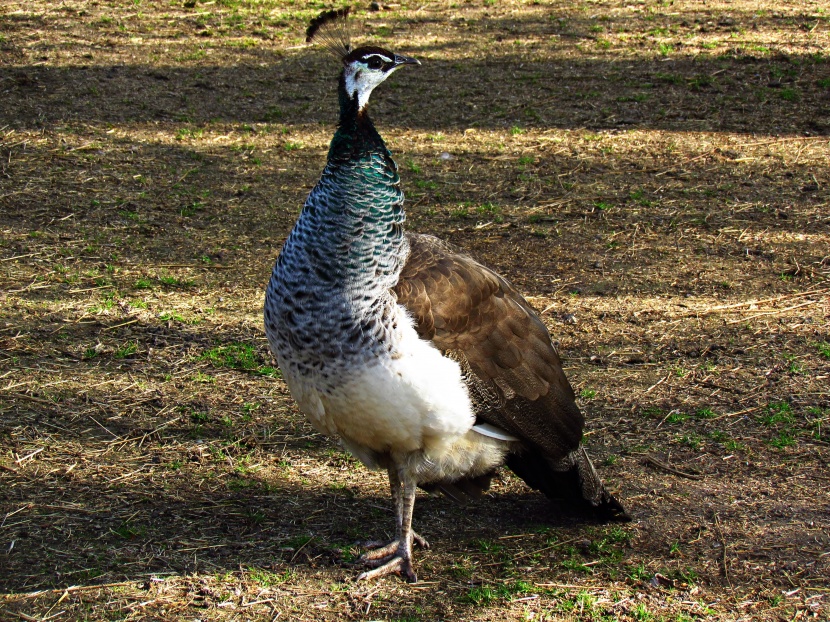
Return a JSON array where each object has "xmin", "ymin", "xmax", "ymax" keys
[{"xmin": 393, "ymin": 53, "xmax": 421, "ymax": 67}]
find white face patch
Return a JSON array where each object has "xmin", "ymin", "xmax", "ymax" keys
[{"xmin": 344, "ymin": 55, "xmax": 398, "ymax": 111}]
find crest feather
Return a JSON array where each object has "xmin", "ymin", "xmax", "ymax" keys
[{"xmin": 306, "ymin": 7, "xmax": 352, "ymax": 59}]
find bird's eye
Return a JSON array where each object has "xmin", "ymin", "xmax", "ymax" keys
[{"xmin": 367, "ymin": 57, "xmax": 383, "ymax": 70}]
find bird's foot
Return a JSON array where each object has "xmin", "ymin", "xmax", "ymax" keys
[
  {"xmin": 356, "ymin": 551, "xmax": 417, "ymax": 583},
  {"xmin": 356, "ymin": 532, "xmax": 428, "ymax": 582},
  {"xmin": 359, "ymin": 532, "xmax": 429, "ymax": 561}
]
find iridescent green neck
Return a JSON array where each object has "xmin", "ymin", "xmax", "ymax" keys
[{"xmin": 328, "ymin": 72, "xmax": 389, "ymax": 164}]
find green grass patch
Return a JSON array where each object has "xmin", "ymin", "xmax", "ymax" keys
[
  {"xmin": 247, "ymin": 566, "xmax": 293, "ymax": 587},
  {"xmin": 159, "ymin": 311, "xmax": 186, "ymax": 323},
  {"xmin": 159, "ymin": 275, "xmax": 195, "ymax": 288},
  {"xmin": 769, "ymin": 432, "xmax": 796, "ymax": 449},
  {"xmin": 111, "ymin": 522, "xmax": 146, "ymax": 540},
  {"xmin": 779, "ymin": 88, "xmax": 799, "ymax": 101},
  {"xmin": 759, "ymin": 401, "xmax": 794, "ymax": 426},
  {"xmin": 658, "ymin": 43, "xmax": 674, "ymax": 56},
  {"xmin": 641, "ymin": 406, "xmax": 664, "ymax": 419},
  {"xmin": 724, "ymin": 439, "xmax": 746, "ymax": 451},
  {"xmin": 283, "ymin": 535, "xmax": 313, "ymax": 550},
  {"xmin": 200, "ymin": 343, "xmax": 280, "ymax": 377},
  {"xmin": 473, "ymin": 538, "xmax": 504, "ymax": 555},
  {"xmin": 465, "ymin": 581, "xmax": 533, "ymax": 605},
  {"xmin": 465, "ymin": 585, "xmax": 498, "ymax": 605},
  {"xmin": 666, "ymin": 411, "xmax": 688, "ymax": 424},
  {"xmin": 114, "ymin": 342, "xmax": 138, "ymax": 359},
  {"xmin": 561, "ymin": 558, "xmax": 593, "ymax": 574},
  {"xmin": 679, "ymin": 433, "xmax": 702, "ymax": 449},
  {"xmin": 180, "ymin": 201, "xmax": 204, "ymax": 217},
  {"xmin": 476, "ymin": 202, "xmax": 501, "ymax": 216},
  {"xmin": 628, "ymin": 562, "xmax": 650, "ymax": 581}
]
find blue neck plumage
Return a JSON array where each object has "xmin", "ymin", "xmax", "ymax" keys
[{"xmin": 277, "ymin": 73, "xmax": 408, "ymax": 297}]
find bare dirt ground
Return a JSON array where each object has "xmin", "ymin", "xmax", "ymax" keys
[{"xmin": 1, "ymin": 0, "xmax": 828, "ymax": 619}]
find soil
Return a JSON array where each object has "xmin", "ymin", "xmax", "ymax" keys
[{"xmin": 1, "ymin": 0, "xmax": 828, "ymax": 620}]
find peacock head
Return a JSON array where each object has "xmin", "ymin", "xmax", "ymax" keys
[
  {"xmin": 306, "ymin": 7, "xmax": 420, "ymax": 112},
  {"xmin": 342, "ymin": 47, "xmax": 420, "ymax": 111}
]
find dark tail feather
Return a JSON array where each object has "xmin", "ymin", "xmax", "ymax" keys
[
  {"xmin": 420, "ymin": 472, "xmax": 495, "ymax": 502},
  {"xmin": 506, "ymin": 444, "xmax": 630, "ymax": 522}
]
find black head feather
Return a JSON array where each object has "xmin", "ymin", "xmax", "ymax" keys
[{"xmin": 306, "ymin": 7, "xmax": 352, "ymax": 59}]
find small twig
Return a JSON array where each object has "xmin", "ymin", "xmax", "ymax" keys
[
  {"xmin": 0, "ymin": 609, "xmax": 39, "ymax": 621},
  {"xmin": 710, "ymin": 406, "xmax": 762, "ymax": 421},
  {"xmin": 703, "ymin": 287, "xmax": 829, "ymax": 312},
  {"xmin": 14, "ymin": 448, "xmax": 43, "ymax": 465},
  {"xmin": 290, "ymin": 537, "xmax": 314, "ymax": 563},
  {"xmin": 656, "ymin": 409, "xmax": 680, "ymax": 429},
  {"xmin": 242, "ymin": 599, "xmax": 275, "ymax": 608},
  {"xmin": 483, "ymin": 537, "xmax": 579, "ymax": 567},
  {"xmin": 713, "ymin": 514, "xmax": 731, "ymax": 587},
  {"xmin": 103, "ymin": 319, "xmax": 140, "ymax": 332},
  {"xmin": 8, "ymin": 392, "xmax": 54, "ymax": 405},
  {"xmin": 1, "ymin": 581, "xmax": 142, "ymax": 600},
  {"xmin": 107, "ymin": 468, "xmax": 145, "ymax": 484},
  {"xmin": 726, "ymin": 298, "xmax": 823, "ymax": 324},
  {"xmin": 132, "ymin": 263, "xmax": 234, "ymax": 270},
  {"xmin": 40, "ymin": 590, "xmax": 70, "ymax": 621},
  {"xmin": 87, "ymin": 415, "xmax": 120, "ymax": 439},
  {"xmin": 644, "ymin": 455, "xmax": 702, "ymax": 480},
  {"xmin": 106, "ymin": 415, "xmax": 181, "ymax": 448},
  {"xmin": 655, "ymin": 137, "xmax": 830, "ymax": 176},
  {"xmin": 67, "ymin": 285, "xmax": 114, "ymax": 294},
  {"xmin": 645, "ymin": 372, "xmax": 672, "ymax": 395},
  {"xmin": 534, "ymin": 582, "xmax": 613, "ymax": 591},
  {"xmin": 173, "ymin": 167, "xmax": 199, "ymax": 184},
  {"xmin": 0, "ymin": 253, "xmax": 39, "ymax": 262}
]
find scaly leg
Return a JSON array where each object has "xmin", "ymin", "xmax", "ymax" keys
[
  {"xmin": 357, "ymin": 468, "xmax": 422, "ymax": 582},
  {"xmin": 360, "ymin": 466, "xmax": 428, "ymax": 560}
]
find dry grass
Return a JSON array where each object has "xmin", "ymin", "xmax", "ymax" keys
[{"xmin": 1, "ymin": 0, "xmax": 829, "ymax": 619}]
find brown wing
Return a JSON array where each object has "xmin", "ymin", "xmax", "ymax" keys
[{"xmin": 394, "ymin": 233, "xmax": 584, "ymax": 458}]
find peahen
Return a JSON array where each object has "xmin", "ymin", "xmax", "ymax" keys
[{"xmin": 264, "ymin": 7, "xmax": 629, "ymax": 582}]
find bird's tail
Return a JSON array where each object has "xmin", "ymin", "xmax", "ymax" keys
[
  {"xmin": 506, "ymin": 444, "xmax": 630, "ymax": 522},
  {"xmin": 420, "ymin": 472, "xmax": 495, "ymax": 502}
]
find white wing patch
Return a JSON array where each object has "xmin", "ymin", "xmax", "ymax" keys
[{"xmin": 472, "ymin": 423, "xmax": 519, "ymax": 442}]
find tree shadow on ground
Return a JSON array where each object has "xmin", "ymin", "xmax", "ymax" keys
[{"xmin": 1, "ymin": 51, "xmax": 828, "ymax": 134}]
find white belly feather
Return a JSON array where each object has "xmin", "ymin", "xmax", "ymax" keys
[
  {"xmin": 277, "ymin": 306, "xmax": 514, "ymax": 483},
  {"xmin": 279, "ymin": 307, "xmax": 475, "ymax": 456}
]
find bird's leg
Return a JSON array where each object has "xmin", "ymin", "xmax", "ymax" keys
[
  {"xmin": 357, "ymin": 470, "xmax": 422, "ymax": 582},
  {"xmin": 360, "ymin": 466, "xmax": 429, "ymax": 557}
]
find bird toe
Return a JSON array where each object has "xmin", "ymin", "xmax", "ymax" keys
[
  {"xmin": 356, "ymin": 554, "xmax": 417, "ymax": 582},
  {"xmin": 359, "ymin": 531, "xmax": 429, "ymax": 563},
  {"xmin": 359, "ymin": 541, "xmax": 399, "ymax": 562},
  {"xmin": 413, "ymin": 532, "xmax": 430, "ymax": 550}
]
